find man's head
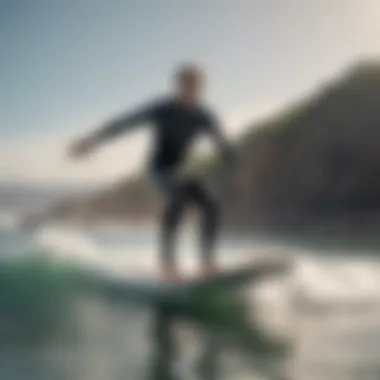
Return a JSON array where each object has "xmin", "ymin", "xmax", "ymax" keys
[{"xmin": 174, "ymin": 63, "xmax": 205, "ymax": 104}]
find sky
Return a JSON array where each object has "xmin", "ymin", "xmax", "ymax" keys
[{"xmin": 1, "ymin": 0, "xmax": 380, "ymax": 184}]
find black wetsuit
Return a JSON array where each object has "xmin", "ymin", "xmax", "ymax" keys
[{"xmin": 90, "ymin": 97, "xmax": 233, "ymax": 267}]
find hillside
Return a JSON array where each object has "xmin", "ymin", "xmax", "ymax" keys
[
  {"xmin": 0, "ymin": 181, "xmax": 91, "ymax": 214},
  {"xmin": 34, "ymin": 61, "xmax": 380, "ymax": 232}
]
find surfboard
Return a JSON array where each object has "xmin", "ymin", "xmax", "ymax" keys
[{"xmin": 89, "ymin": 257, "xmax": 291, "ymax": 306}]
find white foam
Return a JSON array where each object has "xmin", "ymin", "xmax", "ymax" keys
[
  {"xmin": 35, "ymin": 225, "xmax": 100, "ymax": 260},
  {"xmin": 294, "ymin": 257, "xmax": 380, "ymax": 303},
  {"xmin": 34, "ymin": 224, "xmax": 158, "ymax": 278}
]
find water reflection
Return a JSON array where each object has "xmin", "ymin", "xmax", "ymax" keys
[
  {"xmin": 145, "ymin": 286, "xmax": 288, "ymax": 380},
  {"xmin": 149, "ymin": 308, "xmax": 222, "ymax": 380},
  {"xmin": 149, "ymin": 308, "xmax": 177, "ymax": 380}
]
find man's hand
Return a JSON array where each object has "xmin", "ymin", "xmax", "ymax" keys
[{"xmin": 68, "ymin": 137, "xmax": 95, "ymax": 160}]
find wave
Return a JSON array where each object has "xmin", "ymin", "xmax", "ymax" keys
[
  {"xmin": 4, "ymin": 224, "xmax": 380, "ymax": 347},
  {"xmin": 35, "ymin": 225, "xmax": 100, "ymax": 261},
  {"xmin": 0, "ymin": 253, "xmax": 85, "ymax": 342},
  {"xmin": 33, "ymin": 225, "xmax": 380, "ymax": 299},
  {"xmin": 32, "ymin": 225, "xmax": 157, "ymax": 281},
  {"xmin": 0, "ymin": 250, "xmax": 129, "ymax": 344}
]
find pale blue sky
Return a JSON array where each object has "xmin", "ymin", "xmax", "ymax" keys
[{"xmin": 1, "ymin": 0, "xmax": 379, "ymax": 182}]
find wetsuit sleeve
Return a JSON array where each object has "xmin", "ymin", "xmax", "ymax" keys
[
  {"xmin": 203, "ymin": 111, "xmax": 235, "ymax": 167},
  {"xmin": 88, "ymin": 102, "xmax": 159, "ymax": 147}
]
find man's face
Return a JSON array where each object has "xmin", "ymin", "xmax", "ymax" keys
[{"xmin": 177, "ymin": 68, "xmax": 205, "ymax": 102}]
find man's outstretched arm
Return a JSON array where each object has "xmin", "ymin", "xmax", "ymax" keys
[
  {"xmin": 69, "ymin": 103, "xmax": 157, "ymax": 159},
  {"xmin": 205, "ymin": 112, "xmax": 235, "ymax": 167}
]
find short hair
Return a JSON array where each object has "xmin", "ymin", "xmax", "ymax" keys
[{"xmin": 175, "ymin": 63, "xmax": 204, "ymax": 84}]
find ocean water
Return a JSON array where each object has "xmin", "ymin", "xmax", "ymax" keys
[{"xmin": 1, "ymin": 219, "xmax": 380, "ymax": 380}]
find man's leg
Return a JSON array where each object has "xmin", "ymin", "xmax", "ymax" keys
[
  {"xmin": 160, "ymin": 192, "xmax": 186, "ymax": 280},
  {"xmin": 152, "ymin": 168, "xmax": 187, "ymax": 280},
  {"xmin": 185, "ymin": 180, "xmax": 220, "ymax": 274}
]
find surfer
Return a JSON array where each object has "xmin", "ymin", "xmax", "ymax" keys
[{"xmin": 69, "ymin": 63, "xmax": 234, "ymax": 281}]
